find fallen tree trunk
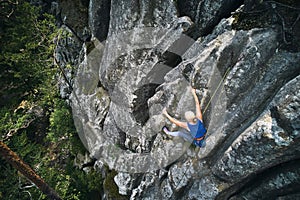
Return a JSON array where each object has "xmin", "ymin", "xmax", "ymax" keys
[{"xmin": 0, "ymin": 141, "xmax": 62, "ymax": 200}]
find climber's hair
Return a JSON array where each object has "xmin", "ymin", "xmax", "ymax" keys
[{"xmin": 185, "ymin": 111, "xmax": 196, "ymax": 122}]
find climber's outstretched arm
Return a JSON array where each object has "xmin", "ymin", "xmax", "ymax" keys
[
  {"xmin": 163, "ymin": 108, "xmax": 188, "ymax": 129},
  {"xmin": 191, "ymin": 87, "xmax": 203, "ymax": 121}
]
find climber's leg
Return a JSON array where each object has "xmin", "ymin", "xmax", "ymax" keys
[{"xmin": 162, "ymin": 127, "xmax": 194, "ymax": 143}]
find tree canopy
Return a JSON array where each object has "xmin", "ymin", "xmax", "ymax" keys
[{"xmin": 0, "ymin": 1, "xmax": 104, "ymax": 199}]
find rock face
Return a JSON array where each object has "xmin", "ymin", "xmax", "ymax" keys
[{"xmin": 56, "ymin": 0, "xmax": 300, "ymax": 199}]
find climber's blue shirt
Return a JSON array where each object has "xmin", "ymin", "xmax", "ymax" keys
[{"xmin": 187, "ymin": 119, "xmax": 207, "ymax": 147}]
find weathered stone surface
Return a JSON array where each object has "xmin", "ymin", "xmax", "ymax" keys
[
  {"xmin": 55, "ymin": 25, "xmax": 83, "ymax": 98},
  {"xmin": 131, "ymin": 173, "xmax": 159, "ymax": 200},
  {"xmin": 228, "ymin": 160, "xmax": 300, "ymax": 200},
  {"xmin": 114, "ymin": 172, "xmax": 138, "ymax": 195},
  {"xmin": 88, "ymin": 0, "xmax": 110, "ymax": 41},
  {"xmin": 177, "ymin": 0, "xmax": 242, "ymax": 37},
  {"xmin": 58, "ymin": 0, "xmax": 90, "ymax": 41},
  {"xmin": 213, "ymin": 74, "xmax": 300, "ymax": 183},
  {"xmin": 186, "ymin": 175, "xmax": 220, "ymax": 200},
  {"xmin": 56, "ymin": 0, "xmax": 300, "ymax": 199}
]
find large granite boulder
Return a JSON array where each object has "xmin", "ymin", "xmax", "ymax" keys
[{"xmin": 55, "ymin": 0, "xmax": 300, "ymax": 199}]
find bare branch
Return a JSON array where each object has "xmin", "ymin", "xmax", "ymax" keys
[
  {"xmin": 3, "ymin": 118, "xmax": 35, "ymax": 142},
  {"xmin": 6, "ymin": 7, "xmax": 14, "ymax": 18},
  {"xmin": 0, "ymin": 0, "xmax": 18, "ymax": 18}
]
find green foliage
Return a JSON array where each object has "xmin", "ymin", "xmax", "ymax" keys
[
  {"xmin": 0, "ymin": 108, "xmax": 17, "ymax": 138},
  {"xmin": 0, "ymin": 1, "xmax": 104, "ymax": 199},
  {"xmin": 48, "ymin": 100, "xmax": 73, "ymax": 142},
  {"xmin": 46, "ymin": 98, "xmax": 86, "ymax": 155},
  {"xmin": 64, "ymin": 163, "xmax": 104, "ymax": 199},
  {"xmin": 0, "ymin": 159, "xmax": 19, "ymax": 199},
  {"xmin": 0, "ymin": 106, "xmax": 33, "ymax": 139},
  {"xmin": 0, "ymin": 2, "xmax": 56, "ymax": 99}
]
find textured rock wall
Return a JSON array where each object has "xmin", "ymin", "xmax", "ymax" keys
[{"xmin": 55, "ymin": 0, "xmax": 300, "ymax": 199}]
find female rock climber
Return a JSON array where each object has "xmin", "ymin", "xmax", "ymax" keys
[{"xmin": 162, "ymin": 87, "xmax": 207, "ymax": 147}]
